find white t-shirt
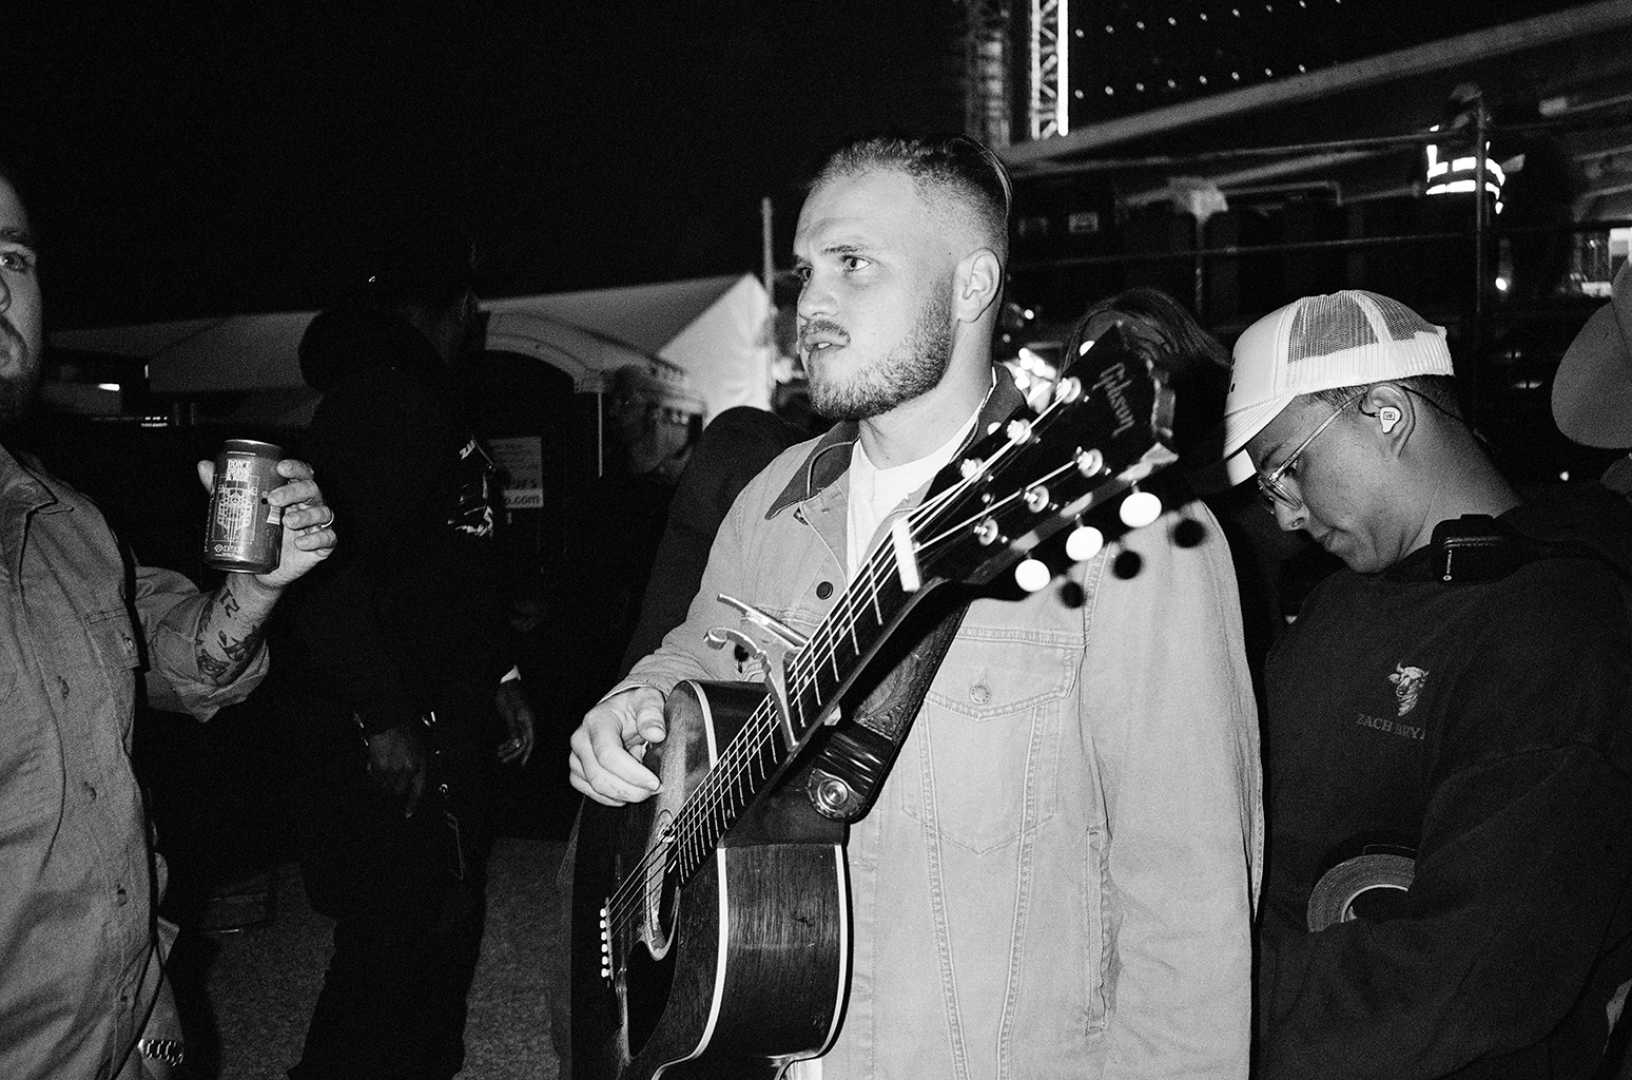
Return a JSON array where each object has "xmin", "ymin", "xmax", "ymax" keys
[{"xmin": 845, "ymin": 410, "xmax": 981, "ymax": 582}]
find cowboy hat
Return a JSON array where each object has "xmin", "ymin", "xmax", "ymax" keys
[{"xmin": 1553, "ymin": 262, "xmax": 1632, "ymax": 449}]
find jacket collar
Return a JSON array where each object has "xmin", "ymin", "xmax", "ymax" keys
[
  {"xmin": 0, "ymin": 442, "xmax": 67, "ymax": 577},
  {"xmin": 766, "ymin": 365, "xmax": 1025, "ymax": 519}
]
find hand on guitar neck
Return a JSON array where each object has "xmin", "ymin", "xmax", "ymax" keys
[{"xmin": 570, "ymin": 685, "xmax": 669, "ymax": 806}]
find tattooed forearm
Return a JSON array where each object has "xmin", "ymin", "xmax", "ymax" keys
[
  {"xmin": 193, "ymin": 602, "xmax": 227, "ymax": 680},
  {"xmin": 195, "ymin": 648, "xmax": 231, "ymax": 681},
  {"xmin": 195, "ymin": 631, "xmax": 265, "ymax": 684},
  {"xmin": 219, "ymin": 627, "xmax": 261, "ymax": 667},
  {"xmin": 193, "ymin": 578, "xmax": 276, "ymax": 684}
]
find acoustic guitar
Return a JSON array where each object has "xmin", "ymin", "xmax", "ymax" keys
[{"xmin": 571, "ymin": 331, "xmax": 1179, "ymax": 1080}]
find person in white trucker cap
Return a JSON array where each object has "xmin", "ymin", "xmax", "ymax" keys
[
  {"xmin": 1222, "ymin": 290, "xmax": 1477, "ymax": 573},
  {"xmin": 1229, "ymin": 290, "xmax": 1632, "ymax": 1079},
  {"xmin": 1224, "ymin": 291, "xmax": 1455, "ymax": 479}
]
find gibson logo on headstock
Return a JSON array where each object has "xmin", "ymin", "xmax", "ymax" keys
[{"xmin": 1092, "ymin": 360, "xmax": 1137, "ymax": 438}]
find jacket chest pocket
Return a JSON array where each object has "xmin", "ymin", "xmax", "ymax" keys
[
  {"xmin": 0, "ymin": 606, "xmax": 135, "ymax": 836},
  {"xmin": 910, "ymin": 631, "xmax": 1077, "ymax": 853},
  {"xmin": 0, "ymin": 640, "xmax": 50, "ymax": 836},
  {"xmin": 81, "ymin": 605, "xmax": 141, "ymax": 704}
]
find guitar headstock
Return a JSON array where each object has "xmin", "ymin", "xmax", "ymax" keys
[{"xmin": 912, "ymin": 325, "xmax": 1179, "ymax": 590}]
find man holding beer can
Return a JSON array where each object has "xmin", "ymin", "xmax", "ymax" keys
[{"xmin": 0, "ymin": 157, "xmax": 337, "ymax": 1080}]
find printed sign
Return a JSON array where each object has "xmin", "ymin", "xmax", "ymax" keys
[{"xmin": 488, "ymin": 436, "xmax": 544, "ymax": 510}]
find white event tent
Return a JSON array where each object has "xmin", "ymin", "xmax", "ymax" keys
[{"xmin": 50, "ymin": 272, "xmax": 775, "ymax": 425}]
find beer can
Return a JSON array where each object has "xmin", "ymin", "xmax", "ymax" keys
[{"xmin": 204, "ymin": 439, "xmax": 284, "ymax": 573}]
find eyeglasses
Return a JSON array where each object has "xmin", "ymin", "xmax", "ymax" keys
[{"xmin": 1256, "ymin": 391, "xmax": 1366, "ymax": 514}]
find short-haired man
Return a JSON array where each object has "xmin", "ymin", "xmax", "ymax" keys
[
  {"xmin": 571, "ymin": 134, "xmax": 1261, "ymax": 1078},
  {"xmin": 1225, "ymin": 290, "xmax": 1632, "ymax": 1079},
  {"xmin": 0, "ymin": 161, "xmax": 337, "ymax": 1079}
]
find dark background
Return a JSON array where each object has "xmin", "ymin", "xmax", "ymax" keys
[{"xmin": 2, "ymin": 2, "xmax": 964, "ymax": 328}]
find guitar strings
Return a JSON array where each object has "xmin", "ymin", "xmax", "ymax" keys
[
  {"xmin": 605, "ymin": 504, "xmax": 1043, "ymax": 938},
  {"xmin": 600, "ymin": 389, "xmax": 1083, "ymax": 934},
  {"xmin": 599, "ymin": 400, "xmax": 1073, "ymax": 934},
  {"xmin": 599, "ymin": 483, "xmax": 974, "ymax": 933},
  {"xmin": 600, "ymin": 444, "xmax": 1061, "ymax": 935}
]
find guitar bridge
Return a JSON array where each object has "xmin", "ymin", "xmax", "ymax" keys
[{"xmin": 598, "ymin": 903, "xmax": 612, "ymax": 981}]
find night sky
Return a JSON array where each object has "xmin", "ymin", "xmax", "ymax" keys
[{"xmin": 4, "ymin": 3, "xmax": 964, "ymax": 329}]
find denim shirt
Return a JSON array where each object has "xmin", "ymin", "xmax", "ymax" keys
[
  {"xmin": 618, "ymin": 377, "xmax": 1262, "ymax": 1080},
  {"xmin": 0, "ymin": 445, "xmax": 268, "ymax": 1080}
]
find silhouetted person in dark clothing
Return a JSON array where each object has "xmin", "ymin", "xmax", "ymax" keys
[
  {"xmin": 1495, "ymin": 96, "xmax": 1581, "ymax": 304},
  {"xmin": 280, "ymin": 222, "xmax": 534, "ymax": 1080}
]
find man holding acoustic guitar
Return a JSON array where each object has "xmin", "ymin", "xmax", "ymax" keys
[
  {"xmin": 569, "ymin": 134, "xmax": 1261, "ymax": 1080},
  {"xmin": 1225, "ymin": 290, "xmax": 1632, "ymax": 1079}
]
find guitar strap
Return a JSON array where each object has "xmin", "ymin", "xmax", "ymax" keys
[{"xmin": 803, "ymin": 594, "xmax": 970, "ymax": 822}]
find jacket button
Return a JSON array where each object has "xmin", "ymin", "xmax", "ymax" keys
[
  {"xmin": 969, "ymin": 684, "xmax": 991, "ymax": 705},
  {"xmin": 115, "ymin": 886, "xmax": 129, "ymax": 906},
  {"xmin": 816, "ymin": 581, "xmax": 834, "ymax": 599},
  {"xmin": 83, "ymin": 782, "xmax": 98, "ymax": 802}
]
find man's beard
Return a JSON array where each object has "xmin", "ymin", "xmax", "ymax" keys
[
  {"xmin": 808, "ymin": 287, "xmax": 953, "ymax": 422},
  {"xmin": 0, "ymin": 321, "xmax": 41, "ymax": 430}
]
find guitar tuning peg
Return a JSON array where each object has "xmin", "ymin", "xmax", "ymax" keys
[
  {"xmin": 1014, "ymin": 557, "xmax": 1052, "ymax": 593},
  {"xmin": 1065, "ymin": 524, "xmax": 1104, "ymax": 562},
  {"xmin": 1074, "ymin": 448, "xmax": 1105, "ymax": 478},
  {"xmin": 1119, "ymin": 489, "xmax": 1162, "ymax": 529}
]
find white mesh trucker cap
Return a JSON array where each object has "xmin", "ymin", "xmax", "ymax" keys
[{"xmin": 1222, "ymin": 290, "xmax": 1454, "ymax": 484}]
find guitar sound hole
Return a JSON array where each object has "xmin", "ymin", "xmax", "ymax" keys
[
  {"xmin": 657, "ymin": 865, "xmax": 678, "ymax": 941},
  {"xmin": 642, "ymin": 822, "xmax": 681, "ymax": 957},
  {"xmin": 625, "ymin": 855, "xmax": 683, "ymax": 1054}
]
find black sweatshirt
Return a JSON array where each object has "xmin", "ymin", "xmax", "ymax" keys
[{"xmin": 1259, "ymin": 483, "xmax": 1632, "ymax": 1080}]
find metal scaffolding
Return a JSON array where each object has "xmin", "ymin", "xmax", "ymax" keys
[
  {"xmin": 962, "ymin": 0, "xmax": 1013, "ymax": 147},
  {"xmin": 1028, "ymin": 0, "xmax": 1067, "ymax": 141}
]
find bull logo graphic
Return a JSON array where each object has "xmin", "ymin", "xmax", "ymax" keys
[{"xmin": 1388, "ymin": 664, "xmax": 1429, "ymax": 717}]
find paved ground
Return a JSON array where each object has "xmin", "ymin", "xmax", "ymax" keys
[{"xmin": 179, "ymin": 837, "xmax": 568, "ymax": 1080}]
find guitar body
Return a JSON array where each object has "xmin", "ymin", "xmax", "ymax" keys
[{"xmin": 572, "ymin": 680, "xmax": 850, "ymax": 1080}]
